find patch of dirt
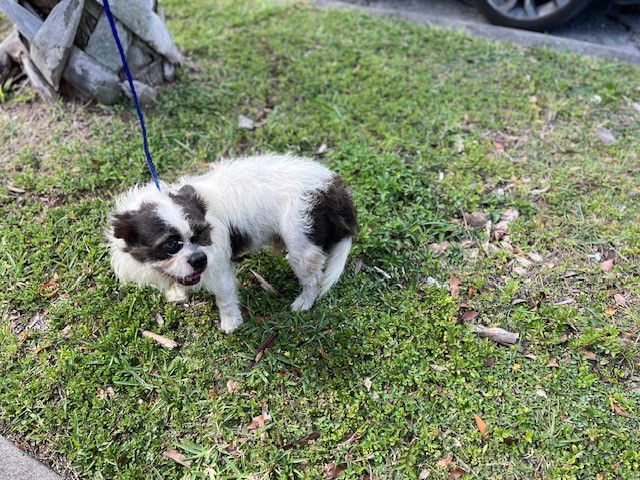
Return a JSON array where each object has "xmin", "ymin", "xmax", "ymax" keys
[{"xmin": 0, "ymin": 98, "xmax": 97, "ymax": 173}]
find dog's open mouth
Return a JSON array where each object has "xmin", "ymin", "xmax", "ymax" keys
[{"xmin": 176, "ymin": 270, "xmax": 204, "ymax": 286}]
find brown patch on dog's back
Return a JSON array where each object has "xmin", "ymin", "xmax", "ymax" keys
[{"xmin": 307, "ymin": 176, "xmax": 358, "ymax": 252}]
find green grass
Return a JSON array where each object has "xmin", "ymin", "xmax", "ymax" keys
[{"xmin": 1, "ymin": 1, "xmax": 639, "ymax": 478}]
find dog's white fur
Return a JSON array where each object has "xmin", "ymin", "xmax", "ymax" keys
[{"xmin": 107, "ymin": 154, "xmax": 354, "ymax": 333}]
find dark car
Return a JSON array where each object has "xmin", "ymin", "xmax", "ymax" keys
[{"xmin": 475, "ymin": 0, "xmax": 639, "ymax": 30}]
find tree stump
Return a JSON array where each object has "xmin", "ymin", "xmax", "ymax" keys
[{"xmin": 0, "ymin": 0, "xmax": 181, "ymax": 104}]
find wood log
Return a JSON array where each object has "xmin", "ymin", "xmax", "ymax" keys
[
  {"xmin": 21, "ymin": 54, "xmax": 59, "ymax": 101},
  {"xmin": 84, "ymin": 12, "xmax": 130, "ymax": 72},
  {"xmin": 94, "ymin": 0, "xmax": 182, "ymax": 64},
  {"xmin": 30, "ymin": 0, "xmax": 85, "ymax": 88},
  {"xmin": 0, "ymin": 0, "xmax": 42, "ymax": 40}
]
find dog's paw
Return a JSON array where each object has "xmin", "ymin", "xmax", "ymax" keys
[
  {"xmin": 165, "ymin": 284, "xmax": 188, "ymax": 303},
  {"xmin": 291, "ymin": 294, "xmax": 315, "ymax": 312},
  {"xmin": 220, "ymin": 315, "xmax": 243, "ymax": 334}
]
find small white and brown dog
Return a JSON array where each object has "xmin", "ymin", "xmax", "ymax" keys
[{"xmin": 106, "ymin": 153, "xmax": 358, "ymax": 333}]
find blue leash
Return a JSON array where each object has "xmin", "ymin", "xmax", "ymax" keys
[{"xmin": 102, "ymin": 0, "xmax": 161, "ymax": 191}]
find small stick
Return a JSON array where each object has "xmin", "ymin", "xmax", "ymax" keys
[
  {"xmin": 141, "ymin": 330, "xmax": 178, "ymax": 349},
  {"xmin": 470, "ymin": 325, "xmax": 519, "ymax": 345},
  {"xmin": 282, "ymin": 430, "xmax": 320, "ymax": 450},
  {"xmin": 250, "ymin": 270, "xmax": 278, "ymax": 295},
  {"xmin": 248, "ymin": 331, "xmax": 279, "ymax": 369}
]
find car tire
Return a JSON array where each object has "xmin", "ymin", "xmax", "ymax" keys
[{"xmin": 474, "ymin": 0, "xmax": 594, "ymax": 31}]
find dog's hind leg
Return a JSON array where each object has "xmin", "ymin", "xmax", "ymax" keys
[{"xmin": 285, "ymin": 238, "xmax": 326, "ymax": 312}]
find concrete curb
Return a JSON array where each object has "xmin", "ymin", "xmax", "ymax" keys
[
  {"xmin": 0, "ymin": 436, "xmax": 61, "ymax": 480},
  {"xmin": 312, "ymin": 0, "xmax": 640, "ymax": 66}
]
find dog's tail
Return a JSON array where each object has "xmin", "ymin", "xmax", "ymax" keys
[{"xmin": 319, "ymin": 236, "xmax": 353, "ymax": 297}]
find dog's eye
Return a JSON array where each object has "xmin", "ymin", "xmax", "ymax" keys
[{"xmin": 163, "ymin": 238, "xmax": 183, "ymax": 254}]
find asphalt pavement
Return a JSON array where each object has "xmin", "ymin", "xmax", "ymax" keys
[{"xmin": 329, "ymin": 0, "xmax": 640, "ymax": 64}]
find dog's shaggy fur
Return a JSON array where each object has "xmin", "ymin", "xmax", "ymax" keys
[{"xmin": 107, "ymin": 154, "xmax": 357, "ymax": 333}]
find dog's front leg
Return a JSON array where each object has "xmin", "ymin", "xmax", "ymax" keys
[
  {"xmin": 165, "ymin": 283, "xmax": 188, "ymax": 303},
  {"xmin": 204, "ymin": 260, "xmax": 243, "ymax": 334}
]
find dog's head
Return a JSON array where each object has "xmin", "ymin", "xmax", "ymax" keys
[{"xmin": 109, "ymin": 184, "xmax": 212, "ymax": 286}]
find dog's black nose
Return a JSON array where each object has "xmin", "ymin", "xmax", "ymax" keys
[{"xmin": 188, "ymin": 251, "xmax": 207, "ymax": 270}]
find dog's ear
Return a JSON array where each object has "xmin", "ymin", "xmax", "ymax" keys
[
  {"xmin": 172, "ymin": 184, "xmax": 206, "ymax": 216},
  {"xmin": 111, "ymin": 211, "xmax": 139, "ymax": 245}
]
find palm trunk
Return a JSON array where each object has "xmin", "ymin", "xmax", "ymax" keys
[{"xmin": 0, "ymin": 0, "xmax": 181, "ymax": 104}]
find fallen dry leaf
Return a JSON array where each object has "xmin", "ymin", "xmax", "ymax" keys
[
  {"xmin": 250, "ymin": 270, "xmax": 278, "ymax": 295},
  {"xmin": 39, "ymin": 280, "xmax": 59, "ymax": 296},
  {"xmin": 600, "ymin": 259, "xmax": 614, "ymax": 272},
  {"xmin": 106, "ymin": 386, "xmax": 115, "ymax": 399},
  {"xmin": 162, "ymin": 448, "xmax": 192, "ymax": 467},
  {"xmin": 467, "ymin": 287, "xmax": 476, "ymax": 299},
  {"xmin": 459, "ymin": 311, "xmax": 479, "ymax": 322},
  {"xmin": 248, "ymin": 331, "xmax": 279, "ymax": 369},
  {"xmin": 535, "ymin": 389, "xmax": 548, "ymax": 399},
  {"xmin": 450, "ymin": 468, "xmax": 466, "ymax": 479},
  {"xmin": 27, "ymin": 311, "xmax": 49, "ymax": 331},
  {"xmin": 323, "ymin": 463, "xmax": 346, "ymax": 480},
  {"xmin": 282, "ymin": 430, "xmax": 320, "ymax": 450},
  {"xmin": 7, "ymin": 185, "xmax": 26, "ymax": 194},
  {"xmin": 500, "ymin": 240, "xmax": 515, "ymax": 252},
  {"xmin": 493, "ymin": 208, "xmax": 520, "ymax": 239},
  {"xmin": 470, "ymin": 324, "xmax": 519, "ymax": 345},
  {"xmin": 248, "ymin": 414, "xmax": 267, "ymax": 432},
  {"xmin": 595, "ymin": 126, "xmax": 616, "ymax": 145},
  {"xmin": 554, "ymin": 298, "xmax": 576, "ymax": 306},
  {"xmin": 463, "ymin": 211, "xmax": 490, "ymax": 228},
  {"xmin": 344, "ymin": 432, "xmax": 362, "ymax": 445},
  {"xmin": 155, "ymin": 313, "xmax": 165, "ymax": 327},
  {"xmin": 605, "ymin": 306, "xmax": 616, "ymax": 316},
  {"xmin": 449, "ymin": 274, "xmax": 461, "ymax": 298},
  {"xmin": 353, "ymin": 258, "xmax": 364, "ymax": 274},
  {"xmin": 60, "ymin": 324, "xmax": 73, "ymax": 338},
  {"xmin": 609, "ymin": 396, "xmax": 630, "ymax": 418},
  {"xmin": 32, "ymin": 344, "xmax": 52, "ymax": 354},
  {"xmin": 226, "ymin": 380, "xmax": 239, "ymax": 393},
  {"xmin": 255, "ymin": 106, "xmax": 272, "ymax": 122},
  {"xmin": 436, "ymin": 455, "xmax": 453, "ymax": 469},
  {"xmin": 529, "ymin": 185, "xmax": 550, "ymax": 196},
  {"xmin": 499, "ymin": 208, "xmax": 520, "ymax": 223},
  {"xmin": 315, "ymin": 143, "xmax": 329, "ymax": 156},
  {"xmin": 527, "ymin": 252, "xmax": 543, "ymax": 263},
  {"xmin": 582, "ymin": 349, "xmax": 597, "ymax": 361},
  {"xmin": 431, "ymin": 364, "xmax": 448, "ymax": 372},
  {"xmin": 419, "ymin": 470, "xmax": 431, "ymax": 479},
  {"xmin": 515, "ymin": 256, "xmax": 532, "ymax": 268},
  {"xmin": 614, "ymin": 294, "xmax": 626, "ymax": 306},
  {"xmin": 473, "ymin": 414, "xmax": 488, "ymax": 440},
  {"xmin": 363, "ymin": 377, "xmax": 373, "ymax": 391},
  {"xmin": 237, "ymin": 115, "xmax": 255, "ymax": 130},
  {"xmin": 513, "ymin": 265, "xmax": 527, "ymax": 276},
  {"xmin": 428, "ymin": 241, "xmax": 450, "ymax": 256},
  {"xmin": 141, "ymin": 330, "xmax": 178, "ymax": 349}
]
